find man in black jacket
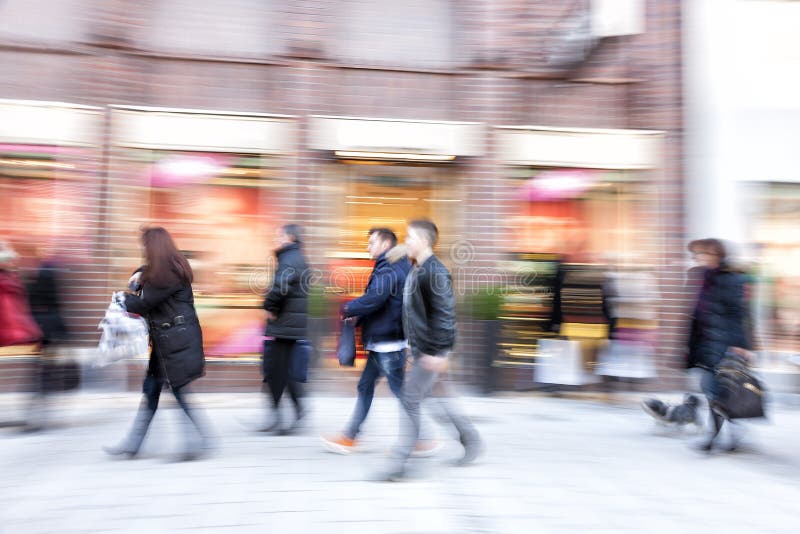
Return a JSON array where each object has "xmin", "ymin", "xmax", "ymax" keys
[
  {"xmin": 322, "ymin": 228, "xmax": 411, "ymax": 453},
  {"xmin": 262, "ymin": 224, "xmax": 310, "ymax": 434},
  {"xmin": 383, "ymin": 220, "xmax": 482, "ymax": 480}
]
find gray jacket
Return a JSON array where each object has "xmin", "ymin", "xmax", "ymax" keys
[{"xmin": 402, "ymin": 255, "xmax": 456, "ymax": 357}]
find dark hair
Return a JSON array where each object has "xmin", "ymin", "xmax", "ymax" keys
[
  {"xmin": 140, "ymin": 226, "xmax": 193, "ymax": 287},
  {"xmin": 281, "ymin": 224, "xmax": 303, "ymax": 245},
  {"xmin": 687, "ymin": 239, "xmax": 709, "ymax": 253},
  {"xmin": 368, "ymin": 227, "xmax": 398, "ymax": 247},
  {"xmin": 408, "ymin": 219, "xmax": 439, "ymax": 247},
  {"xmin": 704, "ymin": 238, "xmax": 727, "ymax": 260},
  {"xmin": 689, "ymin": 238, "xmax": 727, "ymax": 260}
]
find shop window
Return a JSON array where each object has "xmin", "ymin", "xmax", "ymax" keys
[
  {"xmin": 139, "ymin": 0, "xmax": 284, "ymax": 58},
  {"xmin": 108, "ymin": 149, "xmax": 287, "ymax": 358},
  {"xmin": 316, "ymin": 162, "xmax": 462, "ymax": 366},
  {"xmin": 0, "ymin": 144, "xmax": 97, "ymax": 254},
  {"xmin": 0, "ymin": 0, "xmax": 89, "ymax": 44},
  {"xmin": 333, "ymin": 0, "xmax": 455, "ymax": 69},
  {"xmin": 748, "ymin": 184, "xmax": 800, "ymax": 364},
  {"xmin": 495, "ymin": 168, "xmax": 658, "ymax": 377}
]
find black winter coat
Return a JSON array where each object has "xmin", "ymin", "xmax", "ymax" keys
[
  {"xmin": 344, "ymin": 252, "xmax": 411, "ymax": 347},
  {"xmin": 26, "ymin": 262, "xmax": 69, "ymax": 345},
  {"xmin": 125, "ymin": 279, "xmax": 205, "ymax": 389},
  {"xmin": 686, "ymin": 265, "xmax": 750, "ymax": 371},
  {"xmin": 402, "ymin": 255, "xmax": 456, "ymax": 357},
  {"xmin": 264, "ymin": 242, "xmax": 310, "ymax": 340}
]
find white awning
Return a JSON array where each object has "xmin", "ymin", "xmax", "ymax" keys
[
  {"xmin": 110, "ymin": 106, "xmax": 296, "ymax": 154},
  {"xmin": 496, "ymin": 125, "xmax": 663, "ymax": 169},
  {"xmin": 309, "ymin": 115, "xmax": 485, "ymax": 161},
  {"xmin": 0, "ymin": 100, "xmax": 102, "ymax": 147}
]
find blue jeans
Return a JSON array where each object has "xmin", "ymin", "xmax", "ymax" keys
[{"xmin": 344, "ymin": 350, "xmax": 406, "ymax": 439}]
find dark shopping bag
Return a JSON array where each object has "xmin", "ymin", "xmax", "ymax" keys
[
  {"xmin": 336, "ymin": 319, "xmax": 356, "ymax": 367},
  {"xmin": 711, "ymin": 354, "xmax": 766, "ymax": 420},
  {"xmin": 290, "ymin": 339, "xmax": 311, "ymax": 383}
]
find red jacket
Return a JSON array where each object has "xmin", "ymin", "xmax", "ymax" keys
[{"xmin": 0, "ymin": 269, "xmax": 42, "ymax": 347}]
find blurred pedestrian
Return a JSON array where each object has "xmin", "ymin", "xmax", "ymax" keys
[
  {"xmin": 104, "ymin": 226, "xmax": 209, "ymax": 461},
  {"xmin": 688, "ymin": 239, "xmax": 752, "ymax": 451},
  {"xmin": 643, "ymin": 239, "xmax": 752, "ymax": 450},
  {"xmin": 22, "ymin": 251, "xmax": 71, "ymax": 432},
  {"xmin": 381, "ymin": 220, "xmax": 482, "ymax": 481},
  {"xmin": 321, "ymin": 228, "xmax": 418, "ymax": 453},
  {"xmin": 642, "ymin": 239, "xmax": 710, "ymax": 426},
  {"xmin": 261, "ymin": 224, "xmax": 310, "ymax": 434},
  {"xmin": 0, "ymin": 241, "xmax": 42, "ymax": 349}
]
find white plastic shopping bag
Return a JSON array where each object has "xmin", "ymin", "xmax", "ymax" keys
[
  {"xmin": 95, "ymin": 292, "xmax": 149, "ymax": 367},
  {"xmin": 535, "ymin": 338, "xmax": 599, "ymax": 386}
]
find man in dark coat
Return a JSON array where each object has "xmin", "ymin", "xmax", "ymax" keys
[
  {"xmin": 321, "ymin": 228, "xmax": 412, "ymax": 453},
  {"xmin": 261, "ymin": 224, "xmax": 310, "ymax": 434},
  {"xmin": 382, "ymin": 220, "xmax": 482, "ymax": 481}
]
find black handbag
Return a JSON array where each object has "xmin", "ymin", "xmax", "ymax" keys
[
  {"xmin": 711, "ymin": 354, "xmax": 766, "ymax": 420},
  {"xmin": 336, "ymin": 319, "xmax": 356, "ymax": 367}
]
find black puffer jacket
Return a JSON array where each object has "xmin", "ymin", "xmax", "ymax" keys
[
  {"xmin": 686, "ymin": 265, "xmax": 751, "ymax": 370},
  {"xmin": 402, "ymin": 255, "xmax": 456, "ymax": 357},
  {"xmin": 264, "ymin": 242, "xmax": 310, "ymax": 340},
  {"xmin": 125, "ymin": 278, "xmax": 205, "ymax": 389}
]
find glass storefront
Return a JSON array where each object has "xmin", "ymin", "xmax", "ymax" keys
[
  {"xmin": 0, "ymin": 144, "xmax": 98, "ymax": 256},
  {"xmin": 496, "ymin": 167, "xmax": 658, "ymax": 382},
  {"xmin": 315, "ymin": 161, "xmax": 463, "ymax": 366},
  {"xmin": 744, "ymin": 182, "xmax": 800, "ymax": 370},
  {"xmin": 107, "ymin": 148, "xmax": 289, "ymax": 359}
]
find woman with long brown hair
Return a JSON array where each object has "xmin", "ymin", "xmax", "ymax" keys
[{"xmin": 104, "ymin": 226, "xmax": 209, "ymax": 461}]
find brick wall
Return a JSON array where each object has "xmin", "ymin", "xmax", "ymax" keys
[{"xmin": 0, "ymin": 0, "xmax": 685, "ymax": 391}]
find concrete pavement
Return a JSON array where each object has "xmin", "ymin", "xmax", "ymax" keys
[{"xmin": 1, "ymin": 391, "xmax": 799, "ymax": 533}]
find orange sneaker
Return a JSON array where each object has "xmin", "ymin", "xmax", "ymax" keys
[
  {"xmin": 411, "ymin": 439, "xmax": 443, "ymax": 458},
  {"xmin": 321, "ymin": 433, "xmax": 356, "ymax": 455}
]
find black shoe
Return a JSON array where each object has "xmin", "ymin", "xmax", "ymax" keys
[
  {"xmin": 694, "ymin": 440, "xmax": 714, "ymax": 453},
  {"xmin": 171, "ymin": 449, "xmax": 207, "ymax": 462},
  {"xmin": 642, "ymin": 398, "xmax": 669, "ymax": 421},
  {"xmin": 257, "ymin": 421, "xmax": 281, "ymax": 433},
  {"xmin": 103, "ymin": 445, "xmax": 139, "ymax": 459}
]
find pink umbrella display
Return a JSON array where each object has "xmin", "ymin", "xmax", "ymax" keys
[
  {"xmin": 147, "ymin": 154, "xmax": 228, "ymax": 188},
  {"xmin": 517, "ymin": 169, "xmax": 597, "ymax": 201}
]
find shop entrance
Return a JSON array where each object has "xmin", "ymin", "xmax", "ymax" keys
[{"xmin": 318, "ymin": 162, "xmax": 462, "ymax": 367}]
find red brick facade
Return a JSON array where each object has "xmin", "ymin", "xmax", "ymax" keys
[{"xmin": 0, "ymin": 0, "xmax": 686, "ymax": 391}]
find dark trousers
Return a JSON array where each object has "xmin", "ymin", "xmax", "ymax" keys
[
  {"xmin": 345, "ymin": 350, "xmax": 406, "ymax": 439},
  {"xmin": 701, "ymin": 368, "xmax": 741, "ymax": 447},
  {"xmin": 265, "ymin": 339, "xmax": 303, "ymax": 415},
  {"xmin": 123, "ymin": 373, "xmax": 206, "ymax": 453}
]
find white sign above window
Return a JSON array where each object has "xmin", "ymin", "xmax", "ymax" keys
[{"xmin": 591, "ymin": 0, "xmax": 645, "ymax": 37}]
